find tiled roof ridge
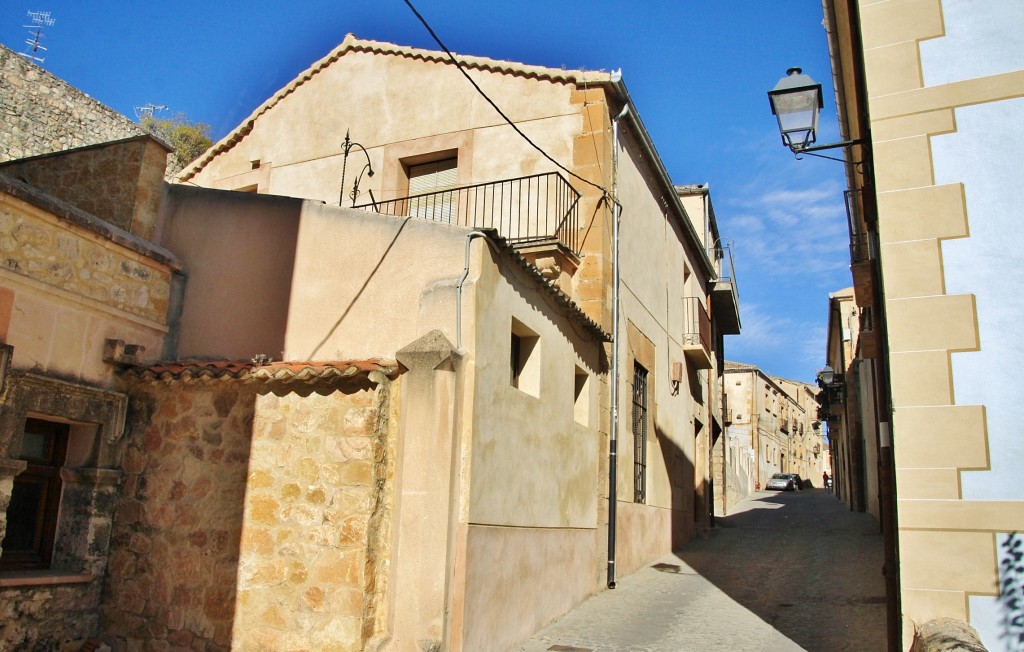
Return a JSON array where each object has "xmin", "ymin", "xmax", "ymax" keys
[
  {"xmin": 177, "ymin": 34, "xmax": 613, "ymax": 183},
  {"xmin": 122, "ymin": 359, "xmax": 402, "ymax": 385},
  {"xmin": 724, "ymin": 360, "xmax": 758, "ymax": 370}
]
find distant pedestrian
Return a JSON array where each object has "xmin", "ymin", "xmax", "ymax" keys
[{"xmin": 823, "ymin": 471, "xmax": 830, "ymax": 491}]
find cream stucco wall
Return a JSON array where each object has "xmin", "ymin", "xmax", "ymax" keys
[
  {"xmin": 854, "ymin": 0, "xmax": 1024, "ymax": 646},
  {"xmin": 185, "ymin": 49, "xmax": 581, "ymax": 209},
  {"xmin": 609, "ymin": 126, "xmax": 715, "ymax": 573},
  {"xmin": 179, "ymin": 36, "xmax": 725, "ymax": 645}
]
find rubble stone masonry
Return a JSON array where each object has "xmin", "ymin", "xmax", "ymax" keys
[
  {"xmin": 0, "ymin": 195, "xmax": 172, "ymax": 324},
  {"xmin": 101, "ymin": 381, "xmax": 256, "ymax": 650},
  {"xmin": 0, "ymin": 138, "xmax": 169, "ymax": 240},
  {"xmin": 232, "ymin": 381, "xmax": 396, "ymax": 651},
  {"xmin": 100, "ymin": 374, "xmax": 396, "ymax": 651},
  {"xmin": 0, "ymin": 44, "xmax": 144, "ymax": 162}
]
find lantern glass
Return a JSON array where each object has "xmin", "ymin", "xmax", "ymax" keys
[
  {"xmin": 817, "ymin": 365, "xmax": 835, "ymax": 386},
  {"xmin": 769, "ymin": 68, "xmax": 824, "ymax": 151}
]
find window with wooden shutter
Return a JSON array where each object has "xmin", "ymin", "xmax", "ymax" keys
[
  {"xmin": 407, "ymin": 158, "xmax": 458, "ymax": 222},
  {"xmin": 1, "ymin": 418, "xmax": 69, "ymax": 570}
]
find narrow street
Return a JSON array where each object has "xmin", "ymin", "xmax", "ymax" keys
[{"xmin": 517, "ymin": 489, "xmax": 886, "ymax": 652}]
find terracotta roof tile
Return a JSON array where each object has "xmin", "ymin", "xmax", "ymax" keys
[{"xmin": 123, "ymin": 359, "xmax": 401, "ymax": 395}]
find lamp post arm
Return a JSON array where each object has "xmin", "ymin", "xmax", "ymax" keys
[{"xmin": 793, "ymin": 138, "xmax": 866, "ymax": 154}]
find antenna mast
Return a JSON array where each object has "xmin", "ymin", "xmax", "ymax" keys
[
  {"xmin": 20, "ymin": 10, "xmax": 55, "ymax": 64},
  {"xmin": 134, "ymin": 104, "xmax": 168, "ymax": 121}
]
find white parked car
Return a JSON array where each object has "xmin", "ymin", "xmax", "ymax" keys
[{"xmin": 766, "ymin": 473, "xmax": 801, "ymax": 491}]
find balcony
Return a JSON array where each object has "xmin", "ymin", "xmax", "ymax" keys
[
  {"xmin": 354, "ymin": 172, "xmax": 582, "ymax": 256},
  {"xmin": 682, "ymin": 297, "xmax": 712, "ymax": 370},
  {"xmin": 710, "ymin": 244, "xmax": 740, "ymax": 335}
]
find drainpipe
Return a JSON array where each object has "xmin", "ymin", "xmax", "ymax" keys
[
  {"xmin": 456, "ymin": 231, "xmax": 490, "ymax": 351},
  {"xmin": 608, "ymin": 102, "xmax": 630, "ymax": 589}
]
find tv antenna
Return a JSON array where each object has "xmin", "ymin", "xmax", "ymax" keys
[
  {"xmin": 135, "ymin": 104, "xmax": 168, "ymax": 121},
  {"xmin": 21, "ymin": 10, "xmax": 55, "ymax": 64}
]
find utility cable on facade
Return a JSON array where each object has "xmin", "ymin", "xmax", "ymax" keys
[{"xmin": 401, "ymin": 0, "xmax": 610, "ymax": 198}]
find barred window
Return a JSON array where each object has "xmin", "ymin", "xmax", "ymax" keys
[{"xmin": 633, "ymin": 362, "xmax": 649, "ymax": 503}]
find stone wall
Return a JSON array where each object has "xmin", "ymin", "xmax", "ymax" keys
[
  {"xmin": 233, "ymin": 377, "xmax": 396, "ymax": 650},
  {"xmin": 0, "ymin": 137, "xmax": 169, "ymax": 240},
  {"xmin": 0, "ymin": 373, "xmax": 130, "ymax": 651},
  {"xmin": 0, "ymin": 191, "xmax": 173, "ymax": 324},
  {"xmin": 0, "ymin": 580, "xmax": 103, "ymax": 650},
  {"xmin": 99, "ymin": 371, "xmax": 397, "ymax": 651},
  {"xmin": 101, "ymin": 381, "xmax": 256, "ymax": 650},
  {"xmin": 0, "ymin": 44, "xmax": 144, "ymax": 162}
]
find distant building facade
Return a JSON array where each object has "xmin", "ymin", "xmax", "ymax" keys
[{"xmin": 719, "ymin": 362, "xmax": 825, "ymax": 513}]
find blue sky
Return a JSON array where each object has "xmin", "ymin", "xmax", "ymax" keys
[{"xmin": 1, "ymin": 1, "xmax": 851, "ymax": 383}]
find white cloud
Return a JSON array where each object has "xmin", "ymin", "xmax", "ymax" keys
[{"xmin": 713, "ymin": 139, "xmax": 855, "ymax": 384}]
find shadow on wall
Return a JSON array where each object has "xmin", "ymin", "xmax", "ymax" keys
[
  {"xmin": 100, "ymin": 382, "xmax": 257, "ymax": 649},
  {"xmin": 654, "ymin": 426, "xmax": 696, "ymax": 548}
]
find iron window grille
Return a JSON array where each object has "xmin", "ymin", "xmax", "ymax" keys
[{"xmin": 633, "ymin": 362, "xmax": 649, "ymax": 504}]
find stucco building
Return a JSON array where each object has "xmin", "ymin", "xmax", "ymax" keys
[
  {"xmin": 181, "ymin": 33, "xmax": 741, "ymax": 588},
  {"xmin": 0, "ymin": 35, "xmax": 741, "ymax": 651},
  {"xmin": 816, "ymin": 0, "xmax": 1024, "ymax": 648}
]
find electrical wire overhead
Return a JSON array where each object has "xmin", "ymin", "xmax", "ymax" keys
[{"xmin": 401, "ymin": 0, "xmax": 609, "ymax": 197}]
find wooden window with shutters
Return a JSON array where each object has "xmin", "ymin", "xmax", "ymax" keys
[{"xmin": 1, "ymin": 418, "xmax": 69, "ymax": 570}]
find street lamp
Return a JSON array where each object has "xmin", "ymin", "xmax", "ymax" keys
[
  {"xmin": 816, "ymin": 364, "xmax": 835, "ymax": 386},
  {"xmin": 768, "ymin": 68, "xmax": 863, "ymax": 155}
]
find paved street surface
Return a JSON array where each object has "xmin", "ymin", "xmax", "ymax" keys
[{"xmin": 516, "ymin": 489, "xmax": 886, "ymax": 652}]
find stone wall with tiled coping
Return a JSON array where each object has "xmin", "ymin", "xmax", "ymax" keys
[
  {"xmin": 100, "ymin": 382, "xmax": 256, "ymax": 650},
  {"xmin": 0, "ymin": 45, "xmax": 144, "ymax": 163},
  {"xmin": 99, "ymin": 375, "xmax": 396, "ymax": 650},
  {"xmin": 0, "ymin": 138, "xmax": 169, "ymax": 241}
]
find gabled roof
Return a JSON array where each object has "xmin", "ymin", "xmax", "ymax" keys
[
  {"xmin": 176, "ymin": 33, "xmax": 718, "ymax": 282},
  {"xmin": 178, "ymin": 34, "xmax": 613, "ymax": 183}
]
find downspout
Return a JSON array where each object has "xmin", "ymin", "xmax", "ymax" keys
[
  {"xmin": 608, "ymin": 101, "xmax": 630, "ymax": 589},
  {"xmin": 456, "ymin": 231, "xmax": 490, "ymax": 351}
]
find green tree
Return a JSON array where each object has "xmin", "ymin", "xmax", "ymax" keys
[{"xmin": 140, "ymin": 112, "xmax": 213, "ymax": 177}]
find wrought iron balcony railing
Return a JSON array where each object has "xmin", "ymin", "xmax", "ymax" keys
[
  {"xmin": 354, "ymin": 172, "xmax": 582, "ymax": 256},
  {"xmin": 845, "ymin": 189, "xmax": 874, "ymax": 263},
  {"xmin": 682, "ymin": 297, "xmax": 711, "ymax": 353}
]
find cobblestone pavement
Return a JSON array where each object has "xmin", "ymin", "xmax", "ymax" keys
[{"xmin": 516, "ymin": 489, "xmax": 886, "ymax": 652}]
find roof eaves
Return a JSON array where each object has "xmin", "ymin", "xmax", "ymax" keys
[
  {"xmin": 481, "ymin": 230, "xmax": 611, "ymax": 343},
  {"xmin": 606, "ymin": 78, "xmax": 717, "ymax": 281}
]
